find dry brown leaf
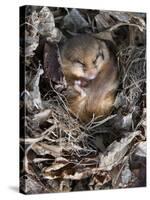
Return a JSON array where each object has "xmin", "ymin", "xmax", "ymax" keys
[
  {"xmin": 33, "ymin": 109, "xmax": 51, "ymax": 123},
  {"xmin": 98, "ymin": 131, "xmax": 141, "ymax": 171},
  {"xmin": 63, "ymin": 8, "xmax": 88, "ymax": 32},
  {"xmin": 25, "ymin": 11, "xmax": 39, "ymax": 57},
  {"xmin": 25, "ymin": 68, "xmax": 43, "ymax": 111},
  {"xmin": 32, "ymin": 143, "xmax": 63, "ymax": 157},
  {"xmin": 38, "ymin": 7, "xmax": 55, "ymax": 34},
  {"xmin": 89, "ymin": 172, "xmax": 111, "ymax": 189},
  {"xmin": 134, "ymin": 141, "xmax": 146, "ymax": 158},
  {"xmin": 38, "ymin": 7, "xmax": 62, "ymax": 41}
]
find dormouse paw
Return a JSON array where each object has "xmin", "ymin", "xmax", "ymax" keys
[{"xmin": 74, "ymin": 81, "xmax": 86, "ymax": 97}]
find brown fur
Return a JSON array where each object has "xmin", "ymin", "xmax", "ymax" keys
[{"xmin": 60, "ymin": 34, "xmax": 118, "ymax": 122}]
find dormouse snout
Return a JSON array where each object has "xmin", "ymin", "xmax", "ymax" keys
[{"xmin": 84, "ymin": 68, "xmax": 97, "ymax": 80}]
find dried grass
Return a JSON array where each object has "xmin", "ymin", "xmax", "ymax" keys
[{"xmin": 20, "ymin": 6, "xmax": 146, "ymax": 193}]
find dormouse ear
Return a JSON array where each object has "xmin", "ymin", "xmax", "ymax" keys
[
  {"xmin": 98, "ymin": 39, "xmax": 117, "ymax": 60},
  {"xmin": 91, "ymin": 31, "xmax": 115, "ymax": 43},
  {"xmin": 97, "ymin": 39, "xmax": 117, "ymax": 61},
  {"xmin": 92, "ymin": 32, "xmax": 117, "ymax": 56},
  {"xmin": 103, "ymin": 40, "xmax": 117, "ymax": 57},
  {"xmin": 95, "ymin": 40, "xmax": 109, "ymax": 61}
]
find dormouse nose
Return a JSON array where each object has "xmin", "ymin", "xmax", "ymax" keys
[{"xmin": 85, "ymin": 68, "xmax": 97, "ymax": 80}]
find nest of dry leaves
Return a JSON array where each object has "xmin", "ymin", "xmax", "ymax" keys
[{"xmin": 20, "ymin": 6, "xmax": 146, "ymax": 194}]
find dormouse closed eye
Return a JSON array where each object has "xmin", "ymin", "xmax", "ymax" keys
[{"xmin": 73, "ymin": 60, "xmax": 86, "ymax": 68}]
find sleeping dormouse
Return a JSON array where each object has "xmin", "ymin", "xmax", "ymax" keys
[{"xmin": 60, "ymin": 34, "xmax": 118, "ymax": 122}]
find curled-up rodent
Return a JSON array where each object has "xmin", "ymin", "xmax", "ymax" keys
[{"xmin": 60, "ymin": 34, "xmax": 119, "ymax": 122}]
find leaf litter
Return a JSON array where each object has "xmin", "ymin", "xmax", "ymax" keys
[{"xmin": 20, "ymin": 6, "xmax": 146, "ymax": 193}]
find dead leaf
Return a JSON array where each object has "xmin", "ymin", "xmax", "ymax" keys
[
  {"xmin": 38, "ymin": 7, "xmax": 62, "ymax": 41},
  {"xmin": 134, "ymin": 141, "xmax": 146, "ymax": 158},
  {"xmin": 32, "ymin": 143, "xmax": 63, "ymax": 157},
  {"xmin": 98, "ymin": 131, "xmax": 141, "ymax": 171},
  {"xmin": 121, "ymin": 160, "xmax": 132, "ymax": 185},
  {"xmin": 25, "ymin": 68, "xmax": 43, "ymax": 111},
  {"xmin": 33, "ymin": 109, "xmax": 51, "ymax": 124},
  {"xmin": 63, "ymin": 8, "xmax": 88, "ymax": 32},
  {"xmin": 38, "ymin": 7, "xmax": 55, "ymax": 35},
  {"xmin": 43, "ymin": 42, "xmax": 64, "ymax": 84},
  {"xmin": 25, "ymin": 11, "xmax": 39, "ymax": 57}
]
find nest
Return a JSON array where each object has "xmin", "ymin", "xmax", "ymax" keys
[{"xmin": 20, "ymin": 6, "xmax": 146, "ymax": 194}]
